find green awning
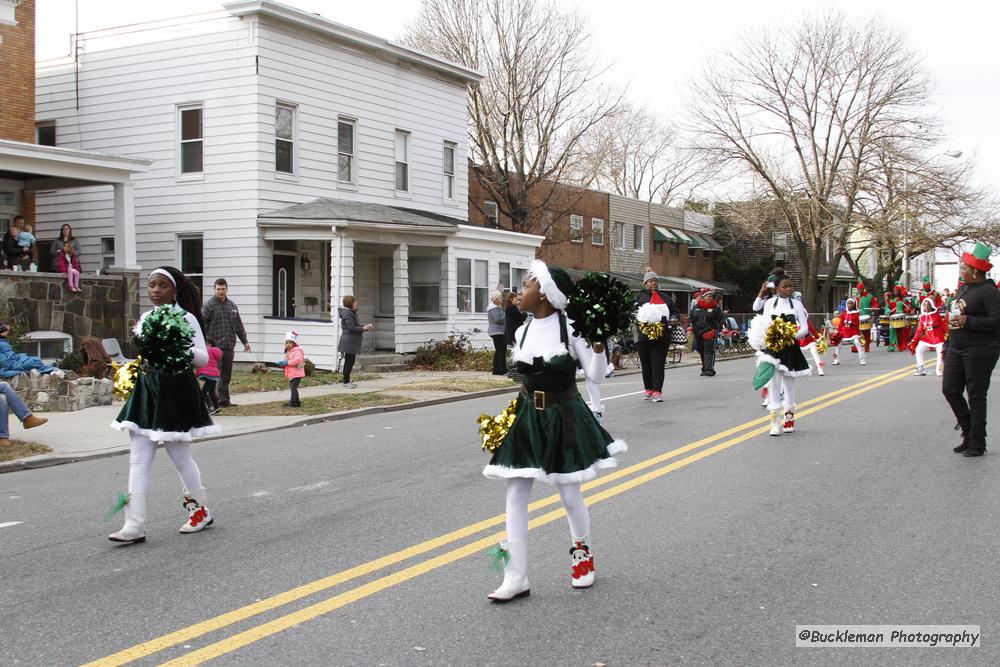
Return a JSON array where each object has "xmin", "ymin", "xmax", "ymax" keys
[
  {"xmin": 689, "ymin": 232, "xmax": 723, "ymax": 251},
  {"xmin": 652, "ymin": 226, "xmax": 682, "ymax": 243},
  {"xmin": 670, "ymin": 228, "xmax": 695, "ymax": 244}
]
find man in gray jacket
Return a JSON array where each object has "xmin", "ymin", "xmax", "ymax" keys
[{"xmin": 202, "ymin": 278, "xmax": 251, "ymax": 407}]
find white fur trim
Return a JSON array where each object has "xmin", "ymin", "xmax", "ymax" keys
[
  {"xmin": 510, "ymin": 342, "xmax": 574, "ymax": 364},
  {"xmin": 483, "ymin": 440, "xmax": 627, "ymax": 484},
  {"xmin": 780, "ymin": 367, "xmax": 813, "ymax": 377},
  {"xmin": 747, "ymin": 315, "xmax": 769, "ymax": 351},
  {"xmin": 110, "ymin": 420, "xmax": 222, "ymax": 442},
  {"xmin": 636, "ymin": 302, "xmax": 670, "ymax": 324},
  {"xmin": 527, "ymin": 259, "xmax": 567, "ymax": 311}
]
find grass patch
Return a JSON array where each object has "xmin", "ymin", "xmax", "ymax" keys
[
  {"xmin": 386, "ymin": 378, "xmax": 515, "ymax": 392},
  {"xmin": 217, "ymin": 392, "xmax": 413, "ymax": 416},
  {"xmin": 0, "ymin": 440, "xmax": 52, "ymax": 462},
  {"xmin": 227, "ymin": 370, "xmax": 379, "ymax": 394}
]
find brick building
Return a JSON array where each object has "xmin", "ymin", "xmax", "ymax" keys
[
  {"xmin": 468, "ymin": 167, "xmax": 610, "ymax": 274},
  {"xmin": 0, "ymin": 0, "xmax": 36, "ymax": 232}
]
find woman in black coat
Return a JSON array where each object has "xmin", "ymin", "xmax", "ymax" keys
[
  {"xmin": 690, "ymin": 289, "xmax": 724, "ymax": 376},
  {"xmin": 635, "ymin": 269, "xmax": 676, "ymax": 402},
  {"xmin": 337, "ymin": 295, "xmax": 373, "ymax": 389}
]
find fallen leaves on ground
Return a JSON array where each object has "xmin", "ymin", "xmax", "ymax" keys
[
  {"xmin": 0, "ymin": 440, "xmax": 52, "ymax": 462},
  {"xmin": 385, "ymin": 378, "xmax": 515, "ymax": 393},
  {"xmin": 216, "ymin": 393, "xmax": 413, "ymax": 416}
]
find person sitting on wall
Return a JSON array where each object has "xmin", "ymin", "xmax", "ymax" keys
[{"xmin": 0, "ymin": 322, "xmax": 65, "ymax": 379}]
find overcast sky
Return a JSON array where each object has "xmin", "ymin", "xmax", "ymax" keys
[{"xmin": 35, "ymin": 0, "xmax": 1000, "ymax": 194}]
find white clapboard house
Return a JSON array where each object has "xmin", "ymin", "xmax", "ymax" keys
[{"xmin": 34, "ymin": 0, "xmax": 541, "ymax": 368}]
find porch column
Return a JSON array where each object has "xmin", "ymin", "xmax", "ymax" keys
[
  {"xmin": 393, "ymin": 244, "xmax": 409, "ymax": 354},
  {"xmin": 442, "ymin": 245, "xmax": 456, "ymax": 320},
  {"xmin": 330, "ymin": 232, "xmax": 355, "ymax": 370},
  {"xmin": 111, "ymin": 181, "xmax": 139, "ymax": 269}
]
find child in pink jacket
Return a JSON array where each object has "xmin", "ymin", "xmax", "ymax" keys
[
  {"xmin": 196, "ymin": 337, "xmax": 223, "ymax": 414},
  {"xmin": 277, "ymin": 330, "xmax": 305, "ymax": 407}
]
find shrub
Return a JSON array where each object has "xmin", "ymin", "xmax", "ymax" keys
[
  {"xmin": 409, "ymin": 329, "xmax": 492, "ymax": 371},
  {"xmin": 0, "ymin": 302, "xmax": 28, "ymax": 352},
  {"xmin": 56, "ymin": 351, "xmax": 84, "ymax": 372},
  {"xmin": 304, "ymin": 358, "xmax": 316, "ymax": 376}
]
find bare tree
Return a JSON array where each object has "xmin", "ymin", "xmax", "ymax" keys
[
  {"xmin": 404, "ymin": 0, "xmax": 622, "ymax": 237},
  {"xmin": 688, "ymin": 14, "xmax": 937, "ymax": 311},
  {"xmin": 572, "ymin": 104, "xmax": 718, "ymax": 205}
]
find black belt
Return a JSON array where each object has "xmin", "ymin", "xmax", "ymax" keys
[{"xmin": 522, "ymin": 384, "xmax": 580, "ymax": 411}]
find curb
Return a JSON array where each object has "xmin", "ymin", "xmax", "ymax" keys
[{"xmin": 0, "ymin": 355, "xmax": 754, "ymax": 474}]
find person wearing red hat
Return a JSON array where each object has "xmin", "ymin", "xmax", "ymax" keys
[
  {"xmin": 942, "ymin": 242, "xmax": 1000, "ymax": 457},
  {"xmin": 690, "ymin": 289, "xmax": 723, "ymax": 376},
  {"xmin": 856, "ymin": 281, "xmax": 879, "ymax": 352}
]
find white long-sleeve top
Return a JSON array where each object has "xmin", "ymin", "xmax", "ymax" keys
[
  {"xmin": 134, "ymin": 306, "xmax": 209, "ymax": 369},
  {"xmin": 761, "ymin": 296, "xmax": 810, "ymax": 339},
  {"xmin": 510, "ymin": 311, "xmax": 607, "ymax": 384}
]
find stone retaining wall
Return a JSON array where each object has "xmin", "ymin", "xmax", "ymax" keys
[
  {"xmin": 0, "ymin": 269, "xmax": 140, "ymax": 355},
  {"xmin": 6, "ymin": 369, "xmax": 114, "ymax": 412}
]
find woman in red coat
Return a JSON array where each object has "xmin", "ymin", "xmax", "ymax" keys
[
  {"xmin": 912, "ymin": 297, "xmax": 947, "ymax": 376},
  {"xmin": 55, "ymin": 240, "xmax": 82, "ymax": 292}
]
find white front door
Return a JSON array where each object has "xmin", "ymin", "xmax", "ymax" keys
[{"xmin": 374, "ymin": 255, "xmax": 395, "ymax": 351}]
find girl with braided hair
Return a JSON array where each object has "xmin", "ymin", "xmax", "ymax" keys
[{"xmin": 108, "ymin": 266, "xmax": 219, "ymax": 544}]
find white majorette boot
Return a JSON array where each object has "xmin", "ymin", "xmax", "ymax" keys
[
  {"xmin": 769, "ymin": 409, "xmax": 783, "ymax": 436},
  {"xmin": 914, "ymin": 365, "xmax": 926, "ymax": 376},
  {"xmin": 487, "ymin": 539, "xmax": 530, "ymax": 602},
  {"xmin": 179, "ymin": 490, "xmax": 214, "ymax": 534},
  {"xmin": 108, "ymin": 492, "xmax": 147, "ymax": 544},
  {"xmin": 783, "ymin": 411, "xmax": 795, "ymax": 433},
  {"xmin": 570, "ymin": 536, "xmax": 595, "ymax": 589}
]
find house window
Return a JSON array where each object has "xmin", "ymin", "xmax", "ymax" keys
[
  {"xmin": 670, "ymin": 243, "xmax": 679, "ymax": 256},
  {"xmin": 687, "ymin": 245, "xmax": 697, "ymax": 257},
  {"xmin": 338, "ymin": 118, "xmax": 355, "ymax": 183},
  {"xmin": 395, "ymin": 130, "xmax": 410, "ymax": 192},
  {"xmin": 483, "ymin": 201, "xmax": 499, "ymax": 228},
  {"xmin": 613, "ymin": 222, "xmax": 625, "ymax": 250},
  {"xmin": 633, "ymin": 225, "xmax": 644, "ymax": 252},
  {"xmin": 36, "ymin": 121, "xmax": 56, "ymax": 146},
  {"xmin": 179, "ymin": 235, "xmax": 204, "ymax": 298},
  {"xmin": 101, "ymin": 237, "xmax": 115, "ymax": 270},
  {"xmin": 275, "ymin": 103, "xmax": 295, "ymax": 174},
  {"xmin": 179, "ymin": 106, "xmax": 203, "ymax": 174},
  {"xmin": 653, "ymin": 240, "xmax": 664, "ymax": 255},
  {"xmin": 702, "ymin": 249, "xmax": 712, "ymax": 259},
  {"xmin": 512, "ymin": 267, "xmax": 527, "ymax": 291},
  {"xmin": 570, "ymin": 215, "xmax": 584, "ymax": 243},
  {"xmin": 591, "ymin": 218, "xmax": 604, "ymax": 246},
  {"xmin": 409, "ymin": 255, "xmax": 441, "ymax": 315},
  {"xmin": 377, "ymin": 256, "xmax": 394, "ymax": 316},
  {"xmin": 442, "ymin": 141, "xmax": 456, "ymax": 200},
  {"xmin": 456, "ymin": 258, "xmax": 489, "ymax": 312},
  {"xmin": 773, "ymin": 230, "xmax": 787, "ymax": 261},
  {"xmin": 499, "ymin": 261, "xmax": 511, "ymax": 290}
]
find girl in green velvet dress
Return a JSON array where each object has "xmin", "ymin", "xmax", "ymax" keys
[
  {"xmin": 483, "ymin": 260, "xmax": 626, "ymax": 602},
  {"xmin": 108, "ymin": 266, "xmax": 219, "ymax": 544}
]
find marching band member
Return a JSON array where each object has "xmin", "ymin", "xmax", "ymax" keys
[
  {"xmin": 831, "ymin": 297, "xmax": 866, "ymax": 366},
  {"xmin": 911, "ymin": 297, "xmax": 946, "ymax": 376}
]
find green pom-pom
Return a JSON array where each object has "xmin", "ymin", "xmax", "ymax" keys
[
  {"xmin": 752, "ymin": 362, "xmax": 775, "ymax": 390},
  {"xmin": 566, "ymin": 272, "xmax": 635, "ymax": 345},
  {"xmin": 136, "ymin": 305, "xmax": 195, "ymax": 373},
  {"xmin": 487, "ymin": 543, "xmax": 510, "ymax": 572},
  {"xmin": 104, "ymin": 491, "xmax": 130, "ymax": 522}
]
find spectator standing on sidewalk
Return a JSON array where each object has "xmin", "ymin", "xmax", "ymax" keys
[
  {"xmin": 338, "ymin": 295, "xmax": 372, "ymax": 388},
  {"xmin": 202, "ymin": 278, "xmax": 250, "ymax": 408},
  {"xmin": 487, "ymin": 290, "xmax": 507, "ymax": 375}
]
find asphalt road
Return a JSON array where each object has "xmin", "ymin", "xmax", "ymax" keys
[{"xmin": 2, "ymin": 349, "xmax": 999, "ymax": 666}]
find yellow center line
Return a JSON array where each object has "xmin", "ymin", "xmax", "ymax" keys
[
  {"xmin": 83, "ymin": 364, "xmax": 912, "ymax": 667},
  {"xmin": 154, "ymin": 364, "xmax": 915, "ymax": 667}
]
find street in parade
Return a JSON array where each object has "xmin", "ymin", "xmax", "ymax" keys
[{"xmin": 2, "ymin": 0, "xmax": 1000, "ymax": 665}]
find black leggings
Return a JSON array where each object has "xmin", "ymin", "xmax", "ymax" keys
[
  {"xmin": 200, "ymin": 377, "xmax": 218, "ymax": 410},
  {"xmin": 638, "ymin": 339, "xmax": 669, "ymax": 391},
  {"xmin": 491, "ymin": 334, "xmax": 507, "ymax": 375},
  {"xmin": 289, "ymin": 377, "xmax": 301, "ymax": 405},
  {"xmin": 342, "ymin": 353, "xmax": 356, "ymax": 383}
]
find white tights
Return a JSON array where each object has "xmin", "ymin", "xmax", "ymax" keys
[
  {"xmin": 832, "ymin": 336, "xmax": 865, "ymax": 363},
  {"xmin": 504, "ymin": 477, "xmax": 590, "ymax": 542},
  {"xmin": 803, "ymin": 342, "xmax": 823, "ymax": 370},
  {"xmin": 127, "ymin": 434, "xmax": 204, "ymax": 495},
  {"xmin": 915, "ymin": 341, "xmax": 943, "ymax": 370},
  {"xmin": 767, "ymin": 373, "xmax": 797, "ymax": 411}
]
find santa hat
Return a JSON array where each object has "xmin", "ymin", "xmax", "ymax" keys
[
  {"xmin": 856, "ymin": 280, "xmax": 867, "ymax": 295},
  {"xmin": 921, "ymin": 275, "xmax": 932, "ymax": 288},
  {"xmin": 962, "ymin": 241, "xmax": 993, "ymax": 273},
  {"xmin": 284, "ymin": 330, "xmax": 299, "ymax": 343},
  {"xmin": 527, "ymin": 260, "xmax": 574, "ymax": 311}
]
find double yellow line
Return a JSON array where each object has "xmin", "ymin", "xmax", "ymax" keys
[{"xmin": 86, "ymin": 363, "xmax": 916, "ymax": 667}]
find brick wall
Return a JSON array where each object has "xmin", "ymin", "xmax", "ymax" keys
[
  {"xmin": 649, "ymin": 243, "xmax": 716, "ymax": 281},
  {"xmin": 468, "ymin": 169, "xmax": 610, "ymax": 272},
  {"xmin": 0, "ymin": 0, "xmax": 35, "ymax": 143}
]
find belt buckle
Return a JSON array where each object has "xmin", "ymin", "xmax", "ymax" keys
[{"xmin": 533, "ymin": 390, "xmax": 546, "ymax": 410}]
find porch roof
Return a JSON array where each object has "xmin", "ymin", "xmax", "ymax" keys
[{"xmin": 259, "ymin": 198, "xmax": 463, "ymax": 230}]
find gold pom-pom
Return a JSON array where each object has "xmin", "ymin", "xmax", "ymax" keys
[
  {"xmin": 764, "ymin": 318, "xmax": 798, "ymax": 353},
  {"xmin": 816, "ymin": 337, "xmax": 828, "ymax": 356},
  {"xmin": 111, "ymin": 357, "xmax": 141, "ymax": 400},
  {"xmin": 477, "ymin": 398, "xmax": 518, "ymax": 453},
  {"xmin": 638, "ymin": 321, "xmax": 665, "ymax": 340}
]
